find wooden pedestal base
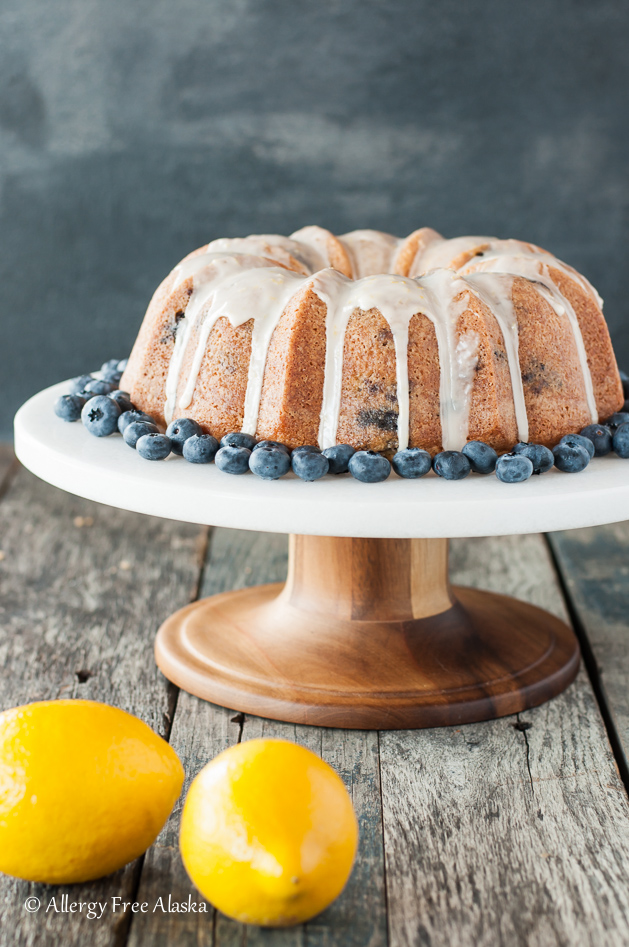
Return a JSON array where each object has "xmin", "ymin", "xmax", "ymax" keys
[{"xmin": 155, "ymin": 536, "xmax": 580, "ymax": 729}]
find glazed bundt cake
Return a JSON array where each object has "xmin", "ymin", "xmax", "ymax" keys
[{"xmin": 121, "ymin": 228, "xmax": 623, "ymax": 455}]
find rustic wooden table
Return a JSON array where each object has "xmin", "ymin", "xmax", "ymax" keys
[{"xmin": 1, "ymin": 443, "xmax": 629, "ymax": 947}]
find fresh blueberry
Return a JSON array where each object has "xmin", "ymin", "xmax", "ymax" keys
[
  {"xmin": 433, "ymin": 451, "xmax": 471, "ymax": 481},
  {"xmin": 253, "ymin": 439, "xmax": 291, "ymax": 456},
  {"xmin": 612, "ymin": 422, "xmax": 629, "ymax": 459},
  {"xmin": 512, "ymin": 442, "xmax": 554, "ymax": 475},
  {"xmin": 607, "ymin": 412, "xmax": 629, "ymax": 431},
  {"xmin": 136, "ymin": 433, "xmax": 172, "ymax": 460},
  {"xmin": 495, "ymin": 453, "xmax": 534, "ymax": 483},
  {"xmin": 348, "ymin": 451, "xmax": 391, "ymax": 483},
  {"xmin": 166, "ymin": 417, "xmax": 202, "ymax": 455},
  {"xmin": 101, "ymin": 358, "xmax": 122, "ymax": 375},
  {"xmin": 109, "ymin": 390, "xmax": 134, "ymax": 413},
  {"xmin": 183, "ymin": 434, "xmax": 220, "ymax": 464},
  {"xmin": 292, "ymin": 451, "xmax": 329, "ymax": 481},
  {"xmin": 54, "ymin": 393, "xmax": 86, "ymax": 422},
  {"xmin": 101, "ymin": 368, "xmax": 122, "ymax": 388},
  {"xmin": 291, "ymin": 445, "xmax": 320, "ymax": 457},
  {"xmin": 620, "ymin": 370, "xmax": 629, "ymax": 400},
  {"xmin": 215, "ymin": 446, "xmax": 252, "ymax": 475},
  {"xmin": 118, "ymin": 410, "xmax": 156, "ymax": 434},
  {"xmin": 68, "ymin": 374, "xmax": 94, "ymax": 396},
  {"xmin": 461, "ymin": 441, "xmax": 498, "ymax": 474},
  {"xmin": 220, "ymin": 432, "xmax": 257, "ymax": 451},
  {"xmin": 559, "ymin": 433, "xmax": 595, "ymax": 460},
  {"xmin": 82, "ymin": 378, "xmax": 115, "ymax": 397},
  {"xmin": 322, "ymin": 444, "xmax": 356, "ymax": 474},
  {"xmin": 391, "ymin": 448, "xmax": 432, "ymax": 479},
  {"xmin": 580, "ymin": 423, "xmax": 612, "ymax": 457},
  {"xmin": 249, "ymin": 447, "xmax": 291, "ymax": 480},
  {"xmin": 123, "ymin": 420, "xmax": 160, "ymax": 448},
  {"xmin": 553, "ymin": 443, "xmax": 591, "ymax": 473},
  {"xmin": 117, "ymin": 358, "xmax": 129, "ymax": 373},
  {"xmin": 81, "ymin": 395, "xmax": 121, "ymax": 436}
]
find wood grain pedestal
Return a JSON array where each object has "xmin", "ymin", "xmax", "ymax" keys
[{"xmin": 155, "ymin": 535, "xmax": 580, "ymax": 729}]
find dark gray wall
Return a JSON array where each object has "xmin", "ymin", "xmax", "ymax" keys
[{"xmin": 2, "ymin": 0, "xmax": 629, "ymax": 437}]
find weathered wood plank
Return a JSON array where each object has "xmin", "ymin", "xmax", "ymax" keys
[
  {"xmin": 219, "ymin": 718, "xmax": 386, "ymax": 947},
  {"xmin": 204, "ymin": 532, "xmax": 387, "ymax": 947},
  {"xmin": 0, "ymin": 468, "xmax": 206, "ymax": 947},
  {"xmin": 126, "ymin": 529, "xmax": 290, "ymax": 947},
  {"xmin": 379, "ymin": 534, "xmax": 629, "ymax": 947},
  {"xmin": 129, "ymin": 528, "xmax": 388, "ymax": 947},
  {"xmin": 549, "ymin": 523, "xmax": 629, "ymax": 776}
]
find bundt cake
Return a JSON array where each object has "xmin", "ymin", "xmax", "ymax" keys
[{"xmin": 121, "ymin": 228, "xmax": 623, "ymax": 455}]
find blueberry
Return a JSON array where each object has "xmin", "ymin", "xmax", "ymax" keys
[
  {"xmin": 322, "ymin": 444, "xmax": 356, "ymax": 474},
  {"xmin": 461, "ymin": 441, "xmax": 498, "ymax": 474},
  {"xmin": 348, "ymin": 451, "xmax": 391, "ymax": 483},
  {"xmin": 495, "ymin": 453, "xmax": 534, "ymax": 483},
  {"xmin": 292, "ymin": 451, "xmax": 329, "ymax": 481},
  {"xmin": 559, "ymin": 433, "xmax": 595, "ymax": 460},
  {"xmin": 101, "ymin": 368, "xmax": 122, "ymax": 388},
  {"xmin": 81, "ymin": 395, "xmax": 121, "ymax": 436},
  {"xmin": 54, "ymin": 393, "xmax": 86, "ymax": 422},
  {"xmin": 580, "ymin": 423, "xmax": 612, "ymax": 457},
  {"xmin": 215, "ymin": 446, "xmax": 251, "ymax": 475},
  {"xmin": 607, "ymin": 412, "xmax": 629, "ymax": 431},
  {"xmin": 68, "ymin": 374, "xmax": 94, "ymax": 396},
  {"xmin": 101, "ymin": 358, "xmax": 122, "ymax": 375},
  {"xmin": 512, "ymin": 442, "xmax": 554, "ymax": 475},
  {"xmin": 118, "ymin": 410, "xmax": 156, "ymax": 434},
  {"xmin": 183, "ymin": 434, "xmax": 220, "ymax": 464},
  {"xmin": 117, "ymin": 358, "xmax": 129, "ymax": 373},
  {"xmin": 253, "ymin": 440, "xmax": 291, "ymax": 456},
  {"xmin": 109, "ymin": 390, "xmax": 134, "ymax": 413},
  {"xmin": 249, "ymin": 447, "xmax": 291, "ymax": 480},
  {"xmin": 220, "ymin": 432, "xmax": 257, "ymax": 451},
  {"xmin": 553, "ymin": 443, "xmax": 591, "ymax": 473},
  {"xmin": 123, "ymin": 420, "xmax": 160, "ymax": 448},
  {"xmin": 433, "ymin": 451, "xmax": 471, "ymax": 481},
  {"xmin": 391, "ymin": 448, "xmax": 432, "ymax": 479},
  {"xmin": 166, "ymin": 417, "xmax": 202, "ymax": 455},
  {"xmin": 612, "ymin": 422, "xmax": 629, "ymax": 459},
  {"xmin": 82, "ymin": 378, "xmax": 115, "ymax": 397},
  {"xmin": 136, "ymin": 433, "xmax": 172, "ymax": 460},
  {"xmin": 291, "ymin": 445, "xmax": 320, "ymax": 457}
]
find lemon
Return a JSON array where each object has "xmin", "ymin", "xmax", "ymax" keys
[
  {"xmin": 180, "ymin": 738, "xmax": 358, "ymax": 926},
  {"xmin": 0, "ymin": 699, "xmax": 184, "ymax": 883}
]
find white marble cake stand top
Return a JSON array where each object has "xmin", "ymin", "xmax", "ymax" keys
[{"xmin": 13, "ymin": 380, "xmax": 629, "ymax": 538}]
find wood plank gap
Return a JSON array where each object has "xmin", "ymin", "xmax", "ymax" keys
[
  {"xmin": 376, "ymin": 731, "xmax": 391, "ymax": 947},
  {"xmin": 544, "ymin": 532, "xmax": 629, "ymax": 794}
]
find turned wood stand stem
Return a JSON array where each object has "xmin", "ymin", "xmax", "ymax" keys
[{"xmin": 155, "ymin": 535, "xmax": 580, "ymax": 729}]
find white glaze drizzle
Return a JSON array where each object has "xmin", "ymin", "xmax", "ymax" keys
[
  {"xmin": 163, "ymin": 230, "xmax": 604, "ymax": 446},
  {"xmin": 462, "ymin": 272, "xmax": 530, "ymax": 442}
]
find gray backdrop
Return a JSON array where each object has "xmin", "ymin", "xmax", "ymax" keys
[{"xmin": 2, "ymin": 0, "xmax": 628, "ymax": 438}]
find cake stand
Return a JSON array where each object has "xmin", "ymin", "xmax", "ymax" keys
[{"xmin": 14, "ymin": 381, "xmax": 629, "ymax": 729}]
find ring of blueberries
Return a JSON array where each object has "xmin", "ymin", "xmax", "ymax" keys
[{"xmin": 54, "ymin": 362, "xmax": 629, "ymax": 484}]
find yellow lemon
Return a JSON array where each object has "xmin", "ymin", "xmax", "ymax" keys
[
  {"xmin": 0, "ymin": 699, "xmax": 184, "ymax": 883},
  {"xmin": 179, "ymin": 738, "xmax": 358, "ymax": 926}
]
